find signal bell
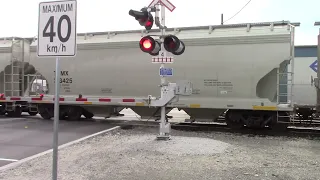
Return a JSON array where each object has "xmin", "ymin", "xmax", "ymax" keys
[
  {"xmin": 163, "ymin": 35, "xmax": 185, "ymax": 55},
  {"xmin": 139, "ymin": 36, "xmax": 161, "ymax": 56}
]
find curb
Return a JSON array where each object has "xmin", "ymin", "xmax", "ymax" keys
[{"xmin": 0, "ymin": 126, "xmax": 120, "ymax": 172}]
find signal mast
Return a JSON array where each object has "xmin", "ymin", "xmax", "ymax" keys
[{"xmin": 128, "ymin": 0, "xmax": 188, "ymax": 140}]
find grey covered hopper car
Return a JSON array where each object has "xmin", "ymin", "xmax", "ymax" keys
[
  {"xmin": 0, "ymin": 21, "xmax": 299, "ymax": 129},
  {"xmin": 291, "ymin": 45, "xmax": 318, "ymax": 119}
]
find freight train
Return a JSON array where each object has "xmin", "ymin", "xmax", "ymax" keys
[{"xmin": 0, "ymin": 21, "xmax": 303, "ymax": 130}]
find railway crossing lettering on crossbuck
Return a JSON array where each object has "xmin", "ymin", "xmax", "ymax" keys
[{"xmin": 148, "ymin": 0, "xmax": 176, "ymax": 12}]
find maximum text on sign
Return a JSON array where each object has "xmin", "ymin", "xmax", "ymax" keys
[{"xmin": 37, "ymin": 0, "xmax": 77, "ymax": 57}]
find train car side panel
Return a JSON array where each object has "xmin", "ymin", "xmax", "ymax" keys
[{"xmin": 26, "ymin": 25, "xmax": 293, "ymax": 111}]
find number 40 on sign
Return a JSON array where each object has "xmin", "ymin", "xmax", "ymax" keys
[{"xmin": 37, "ymin": 0, "xmax": 77, "ymax": 57}]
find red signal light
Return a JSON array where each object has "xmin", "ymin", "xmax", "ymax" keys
[
  {"xmin": 138, "ymin": 17, "xmax": 153, "ymax": 30},
  {"xmin": 163, "ymin": 35, "xmax": 185, "ymax": 55},
  {"xmin": 144, "ymin": 18, "xmax": 154, "ymax": 30},
  {"xmin": 142, "ymin": 39, "xmax": 152, "ymax": 50},
  {"xmin": 139, "ymin": 36, "xmax": 161, "ymax": 55},
  {"xmin": 145, "ymin": 20, "xmax": 152, "ymax": 27},
  {"xmin": 129, "ymin": 9, "xmax": 154, "ymax": 30}
]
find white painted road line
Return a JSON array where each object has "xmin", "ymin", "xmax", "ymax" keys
[
  {"xmin": 0, "ymin": 158, "xmax": 18, "ymax": 162},
  {"xmin": 0, "ymin": 126, "xmax": 121, "ymax": 172}
]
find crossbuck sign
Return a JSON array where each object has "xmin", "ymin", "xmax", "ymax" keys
[{"xmin": 37, "ymin": 0, "xmax": 77, "ymax": 57}]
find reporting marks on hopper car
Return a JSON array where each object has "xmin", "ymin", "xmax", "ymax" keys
[{"xmin": 42, "ymin": 3, "xmax": 73, "ymax": 13}]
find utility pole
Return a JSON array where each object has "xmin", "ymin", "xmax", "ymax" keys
[{"xmin": 221, "ymin": 13, "xmax": 224, "ymax": 25}]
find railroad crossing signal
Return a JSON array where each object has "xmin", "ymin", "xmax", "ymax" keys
[
  {"xmin": 163, "ymin": 35, "xmax": 185, "ymax": 55},
  {"xmin": 37, "ymin": 0, "xmax": 77, "ymax": 57},
  {"xmin": 133, "ymin": 0, "xmax": 179, "ymax": 141},
  {"xmin": 139, "ymin": 36, "xmax": 161, "ymax": 55},
  {"xmin": 139, "ymin": 35, "xmax": 185, "ymax": 56},
  {"xmin": 129, "ymin": 8, "xmax": 154, "ymax": 30},
  {"xmin": 129, "ymin": 0, "xmax": 184, "ymax": 56}
]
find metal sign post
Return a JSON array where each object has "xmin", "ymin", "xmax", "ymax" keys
[
  {"xmin": 37, "ymin": 0, "xmax": 77, "ymax": 179},
  {"xmin": 148, "ymin": 0, "xmax": 176, "ymax": 140}
]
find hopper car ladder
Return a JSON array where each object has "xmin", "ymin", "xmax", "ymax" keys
[
  {"xmin": 276, "ymin": 61, "xmax": 295, "ymax": 124},
  {"xmin": 276, "ymin": 67, "xmax": 294, "ymax": 124},
  {"xmin": 3, "ymin": 59, "xmax": 22, "ymax": 97},
  {"xmin": 3, "ymin": 39, "xmax": 24, "ymax": 112},
  {"xmin": 276, "ymin": 24, "xmax": 296, "ymax": 125}
]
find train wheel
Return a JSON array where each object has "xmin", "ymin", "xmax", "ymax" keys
[
  {"xmin": 67, "ymin": 106, "xmax": 82, "ymax": 121},
  {"xmin": 28, "ymin": 111, "xmax": 38, "ymax": 116},
  {"xmin": 0, "ymin": 105, "xmax": 5, "ymax": 115},
  {"xmin": 83, "ymin": 110, "xmax": 94, "ymax": 119},
  {"xmin": 271, "ymin": 124, "xmax": 288, "ymax": 131},
  {"xmin": 225, "ymin": 110, "xmax": 244, "ymax": 129},
  {"xmin": 269, "ymin": 112, "xmax": 289, "ymax": 131},
  {"xmin": 7, "ymin": 106, "xmax": 22, "ymax": 117},
  {"xmin": 40, "ymin": 112, "xmax": 52, "ymax": 120},
  {"xmin": 59, "ymin": 113, "xmax": 67, "ymax": 120},
  {"xmin": 38, "ymin": 105, "xmax": 53, "ymax": 120}
]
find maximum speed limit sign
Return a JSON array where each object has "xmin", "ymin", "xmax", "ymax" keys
[{"xmin": 37, "ymin": 0, "xmax": 77, "ymax": 57}]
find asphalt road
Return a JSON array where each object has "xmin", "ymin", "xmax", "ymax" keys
[{"xmin": 0, "ymin": 115, "xmax": 117, "ymax": 167}]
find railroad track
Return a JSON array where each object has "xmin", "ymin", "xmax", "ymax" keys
[
  {"xmin": 171, "ymin": 122, "xmax": 320, "ymax": 139},
  {"xmin": 213, "ymin": 117, "xmax": 320, "ymax": 127},
  {"xmin": 118, "ymin": 120, "xmax": 320, "ymax": 139}
]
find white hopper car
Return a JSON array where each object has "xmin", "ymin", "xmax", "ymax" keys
[{"xmin": 0, "ymin": 21, "xmax": 300, "ymax": 129}]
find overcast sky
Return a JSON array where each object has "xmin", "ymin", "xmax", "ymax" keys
[{"xmin": 0, "ymin": 0, "xmax": 319, "ymax": 45}]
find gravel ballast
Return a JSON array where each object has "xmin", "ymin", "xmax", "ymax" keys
[{"xmin": 0, "ymin": 126, "xmax": 319, "ymax": 180}]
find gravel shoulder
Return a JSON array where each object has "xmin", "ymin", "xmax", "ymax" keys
[{"xmin": 0, "ymin": 126, "xmax": 319, "ymax": 180}]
